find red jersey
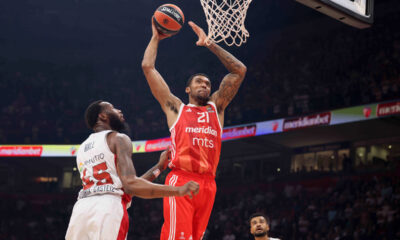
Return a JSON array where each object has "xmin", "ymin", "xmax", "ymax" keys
[{"xmin": 169, "ymin": 102, "xmax": 222, "ymax": 176}]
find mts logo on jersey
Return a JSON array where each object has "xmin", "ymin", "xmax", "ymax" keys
[{"xmin": 192, "ymin": 136, "xmax": 214, "ymax": 148}]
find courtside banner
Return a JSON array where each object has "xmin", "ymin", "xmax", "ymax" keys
[
  {"xmin": 330, "ymin": 104, "xmax": 378, "ymax": 125},
  {"xmin": 376, "ymin": 100, "xmax": 400, "ymax": 117},
  {"xmin": 0, "ymin": 145, "xmax": 80, "ymax": 157},
  {"xmin": 283, "ymin": 112, "xmax": 331, "ymax": 131},
  {"xmin": 42, "ymin": 145, "xmax": 80, "ymax": 157},
  {"xmin": 1, "ymin": 99, "xmax": 398, "ymax": 157},
  {"xmin": 255, "ymin": 119, "xmax": 284, "ymax": 136},
  {"xmin": 144, "ymin": 137, "xmax": 171, "ymax": 152},
  {"xmin": 132, "ymin": 141, "xmax": 147, "ymax": 153},
  {"xmin": 222, "ymin": 125, "xmax": 257, "ymax": 141},
  {"xmin": 0, "ymin": 146, "xmax": 43, "ymax": 157}
]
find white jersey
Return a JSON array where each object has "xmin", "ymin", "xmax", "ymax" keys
[{"xmin": 76, "ymin": 130, "xmax": 126, "ymax": 199}]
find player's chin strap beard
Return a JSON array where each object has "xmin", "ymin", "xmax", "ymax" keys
[
  {"xmin": 254, "ymin": 231, "xmax": 267, "ymax": 237},
  {"xmin": 194, "ymin": 94, "xmax": 210, "ymax": 106}
]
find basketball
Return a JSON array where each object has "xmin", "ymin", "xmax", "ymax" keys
[{"xmin": 153, "ymin": 4, "xmax": 185, "ymax": 36}]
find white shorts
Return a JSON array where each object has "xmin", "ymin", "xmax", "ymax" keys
[{"xmin": 65, "ymin": 194, "xmax": 130, "ymax": 240}]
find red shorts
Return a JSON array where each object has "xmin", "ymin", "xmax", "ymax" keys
[{"xmin": 160, "ymin": 169, "xmax": 216, "ymax": 240}]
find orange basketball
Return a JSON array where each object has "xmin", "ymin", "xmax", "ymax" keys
[{"xmin": 153, "ymin": 4, "xmax": 185, "ymax": 36}]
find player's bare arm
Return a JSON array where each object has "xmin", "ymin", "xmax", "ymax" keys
[
  {"xmin": 140, "ymin": 149, "xmax": 170, "ymax": 182},
  {"xmin": 189, "ymin": 21, "xmax": 247, "ymax": 125},
  {"xmin": 142, "ymin": 20, "xmax": 183, "ymax": 128},
  {"xmin": 110, "ymin": 132, "xmax": 199, "ymax": 199}
]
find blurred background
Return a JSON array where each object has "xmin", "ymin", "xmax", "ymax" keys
[{"xmin": 0, "ymin": 0, "xmax": 399, "ymax": 239}]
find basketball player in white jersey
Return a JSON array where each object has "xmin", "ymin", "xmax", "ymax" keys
[
  {"xmin": 249, "ymin": 213, "xmax": 281, "ymax": 240},
  {"xmin": 65, "ymin": 100, "xmax": 199, "ymax": 240}
]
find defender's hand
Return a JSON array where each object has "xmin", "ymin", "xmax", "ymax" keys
[
  {"xmin": 158, "ymin": 147, "xmax": 171, "ymax": 171},
  {"xmin": 188, "ymin": 21, "xmax": 208, "ymax": 46},
  {"xmin": 178, "ymin": 181, "xmax": 200, "ymax": 199}
]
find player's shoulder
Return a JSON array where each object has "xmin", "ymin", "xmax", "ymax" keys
[
  {"xmin": 112, "ymin": 132, "xmax": 131, "ymax": 142},
  {"xmin": 108, "ymin": 132, "xmax": 132, "ymax": 151}
]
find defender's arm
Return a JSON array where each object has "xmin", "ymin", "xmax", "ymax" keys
[
  {"xmin": 112, "ymin": 133, "xmax": 198, "ymax": 199},
  {"xmin": 140, "ymin": 149, "xmax": 170, "ymax": 182}
]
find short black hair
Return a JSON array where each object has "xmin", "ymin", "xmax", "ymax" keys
[
  {"xmin": 249, "ymin": 212, "xmax": 270, "ymax": 226},
  {"xmin": 85, "ymin": 100, "xmax": 104, "ymax": 129},
  {"xmin": 186, "ymin": 73, "xmax": 210, "ymax": 87}
]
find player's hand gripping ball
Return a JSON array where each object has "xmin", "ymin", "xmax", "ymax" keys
[{"xmin": 153, "ymin": 4, "xmax": 185, "ymax": 37}]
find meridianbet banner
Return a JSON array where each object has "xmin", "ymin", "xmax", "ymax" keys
[{"xmin": 1, "ymin": 99, "xmax": 399, "ymax": 157}]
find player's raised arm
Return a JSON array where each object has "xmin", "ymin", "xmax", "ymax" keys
[
  {"xmin": 141, "ymin": 20, "xmax": 182, "ymax": 122},
  {"xmin": 140, "ymin": 149, "xmax": 170, "ymax": 182},
  {"xmin": 188, "ymin": 21, "xmax": 247, "ymax": 113},
  {"xmin": 112, "ymin": 133, "xmax": 199, "ymax": 199}
]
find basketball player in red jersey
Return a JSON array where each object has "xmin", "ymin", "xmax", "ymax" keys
[
  {"xmin": 66, "ymin": 100, "xmax": 199, "ymax": 240},
  {"xmin": 142, "ymin": 20, "xmax": 246, "ymax": 240}
]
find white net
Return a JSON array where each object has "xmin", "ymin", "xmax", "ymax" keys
[{"xmin": 200, "ymin": 0, "xmax": 253, "ymax": 47}]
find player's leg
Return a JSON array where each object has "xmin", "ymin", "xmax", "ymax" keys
[
  {"xmin": 161, "ymin": 172, "xmax": 195, "ymax": 240},
  {"xmin": 65, "ymin": 199, "xmax": 85, "ymax": 240},
  {"xmin": 66, "ymin": 196, "xmax": 106, "ymax": 240},
  {"xmin": 99, "ymin": 195, "xmax": 130, "ymax": 240},
  {"xmin": 66, "ymin": 196, "xmax": 100, "ymax": 240},
  {"xmin": 66, "ymin": 195, "xmax": 129, "ymax": 240},
  {"xmin": 192, "ymin": 179, "xmax": 216, "ymax": 240}
]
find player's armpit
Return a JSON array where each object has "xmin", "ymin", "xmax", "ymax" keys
[{"xmin": 142, "ymin": 67, "xmax": 182, "ymax": 115}]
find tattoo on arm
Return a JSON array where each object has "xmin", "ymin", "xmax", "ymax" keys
[
  {"xmin": 116, "ymin": 134, "xmax": 136, "ymax": 177},
  {"xmin": 208, "ymin": 43, "xmax": 246, "ymax": 74},
  {"xmin": 208, "ymin": 43, "xmax": 246, "ymax": 111},
  {"xmin": 216, "ymin": 75, "xmax": 242, "ymax": 112}
]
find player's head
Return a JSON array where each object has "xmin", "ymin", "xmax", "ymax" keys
[
  {"xmin": 249, "ymin": 212, "xmax": 270, "ymax": 238},
  {"xmin": 85, "ymin": 100, "xmax": 127, "ymax": 132},
  {"xmin": 185, "ymin": 73, "xmax": 211, "ymax": 105}
]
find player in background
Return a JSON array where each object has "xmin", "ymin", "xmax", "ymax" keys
[
  {"xmin": 65, "ymin": 100, "xmax": 199, "ymax": 240},
  {"xmin": 249, "ymin": 213, "xmax": 281, "ymax": 240},
  {"xmin": 142, "ymin": 19, "xmax": 246, "ymax": 240}
]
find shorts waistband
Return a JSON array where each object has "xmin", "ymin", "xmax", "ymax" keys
[{"xmin": 170, "ymin": 168, "xmax": 215, "ymax": 181}]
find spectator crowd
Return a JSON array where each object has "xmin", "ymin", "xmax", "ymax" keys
[{"xmin": 1, "ymin": 171, "xmax": 399, "ymax": 240}]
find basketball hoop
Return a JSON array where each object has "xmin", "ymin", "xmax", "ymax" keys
[{"xmin": 200, "ymin": 0, "xmax": 253, "ymax": 47}]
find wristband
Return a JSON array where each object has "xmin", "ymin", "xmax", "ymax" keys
[{"xmin": 152, "ymin": 169, "xmax": 161, "ymax": 178}]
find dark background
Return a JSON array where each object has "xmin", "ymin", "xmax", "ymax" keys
[{"xmin": 1, "ymin": 0, "xmax": 400, "ymax": 239}]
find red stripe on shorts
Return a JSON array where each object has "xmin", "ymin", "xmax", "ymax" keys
[{"xmin": 117, "ymin": 194, "xmax": 130, "ymax": 240}]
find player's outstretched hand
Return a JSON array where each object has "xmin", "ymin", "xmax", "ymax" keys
[
  {"xmin": 188, "ymin": 21, "xmax": 208, "ymax": 46},
  {"xmin": 151, "ymin": 18, "xmax": 169, "ymax": 41},
  {"xmin": 178, "ymin": 181, "xmax": 200, "ymax": 199},
  {"xmin": 158, "ymin": 147, "xmax": 171, "ymax": 171}
]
